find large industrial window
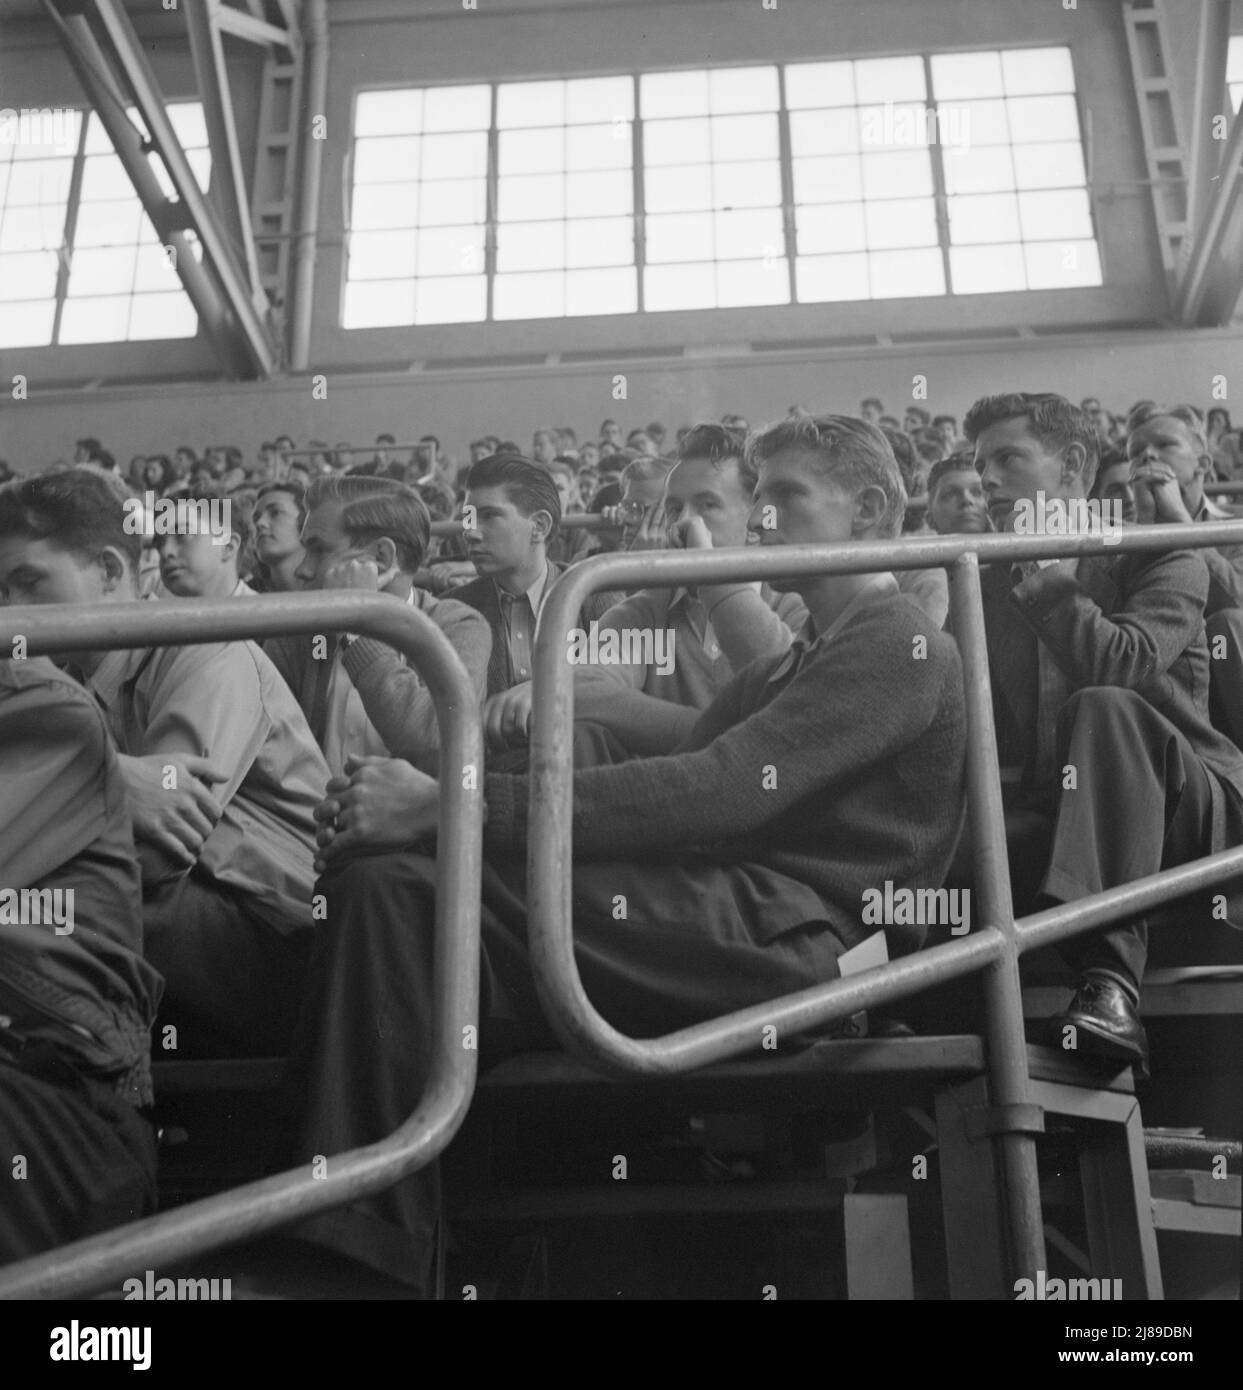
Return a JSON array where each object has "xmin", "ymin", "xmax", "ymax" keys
[
  {"xmin": 343, "ymin": 45, "xmax": 1102, "ymax": 327},
  {"xmin": 1229, "ymin": 35, "xmax": 1243, "ymax": 113},
  {"xmin": 0, "ymin": 101, "xmax": 210, "ymax": 348}
]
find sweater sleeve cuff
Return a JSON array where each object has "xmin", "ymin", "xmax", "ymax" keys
[{"xmin": 483, "ymin": 773, "xmax": 527, "ymax": 852}]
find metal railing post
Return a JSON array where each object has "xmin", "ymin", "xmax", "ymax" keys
[{"xmin": 946, "ymin": 552, "xmax": 1046, "ymax": 1287}]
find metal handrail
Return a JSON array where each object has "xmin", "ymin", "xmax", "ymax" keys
[
  {"xmin": 0, "ymin": 592, "xmax": 484, "ymax": 1300},
  {"xmin": 527, "ymin": 518, "xmax": 1243, "ymax": 1286},
  {"xmin": 430, "ymin": 512, "xmax": 610, "ymax": 541}
]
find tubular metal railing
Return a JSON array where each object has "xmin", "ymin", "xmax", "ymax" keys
[
  {"xmin": 0, "ymin": 593, "xmax": 483, "ymax": 1300},
  {"xmin": 527, "ymin": 520, "xmax": 1243, "ymax": 1289},
  {"xmin": 4, "ymin": 523, "xmax": 1243, "ymax": 1297},
  {"xmin": 429, "ymin": 513, "xmax": 610, "ymax": 541}
]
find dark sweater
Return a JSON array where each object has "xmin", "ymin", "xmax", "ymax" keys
[{"xmin": 484, "ymin": 589, "xmax": 967, "ymax": 954}]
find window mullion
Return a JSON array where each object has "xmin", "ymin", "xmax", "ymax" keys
[
  {"xmin": 776, "ymin": 64, "xmax": 798, "ymax": 304},
  {"xmin": 51, "ymin": 112, "xmax": 89, "ymax": 346},
  {"xmin": 922, "ymin": 52, "xmax": 955, "ymax": 297},
  {"xmin": 485, "ymin": 83, "xmax": 499, "ymax": 322},
  {"xmin": 632, "ymin": 72, "xmax": 645, "ymax": 313}
]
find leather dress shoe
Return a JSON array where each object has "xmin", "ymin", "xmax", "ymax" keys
[{"xmin": 1052, "ymin": 977, "xmax": 1149, "ymax": 1074}]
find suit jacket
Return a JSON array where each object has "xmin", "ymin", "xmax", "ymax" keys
[
  {"xmin": 1196, "ymin": 494, "xmax": 1243, "ymax": 616},
  {"xmin": 264, "ymin": 586, "xmax": 490, "ymax": 772},
  {"xmin": 978, "ymin": 548, "xmax": 1243, "ymax": 797},
  {"xmin": 455, "ymin": 561, "xmax": 624, "ymax": 698}
]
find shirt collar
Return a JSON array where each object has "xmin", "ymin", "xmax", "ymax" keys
[
  {"xmin": 496, "ymin": 562, "xmax": 551, "ymax": 615},
  {"xmin": 766, "ymin": 573, "xmax": 898, "ymax": 683}
]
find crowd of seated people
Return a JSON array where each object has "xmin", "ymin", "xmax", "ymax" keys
[{"xmin": 3, "ymin": 391, "xmax": 1243, "ymax": 1296}]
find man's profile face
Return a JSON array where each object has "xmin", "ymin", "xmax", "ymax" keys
[
  {"xmin": 975, "ymin": 416, "xmax": 1071, "ymax": 533},
  {"xmin": 464, "ymin": 485, "xmax": 544, "ymax": 579},
  {"xmin": 295, "ymin": 498, "xmax": 369, "ymax": 589},
  {"xmin": 618, "ymin": 473, "xmax": 667, "ymax": 550},
  {"xmin": 663, "ymin": 456, "xmax": 752, "ymax": 548},
  {"xmin": 1093, "ymin": 461, "xmax": 1136, "ymax": 525},
  {"xmin": 601, "ymin": 421, "xmax": 622, "ymax": 447},
  {"xmin": 936, "ymin": 419, "xmax": 957, "ymax": 448},
  {"xmin": 1126, "ymin": 415, "xmax": 1206, "ymax": 495},
  {"xmin": 253, "ymin": 492, "xmax": 304, "ymax": 563},
  {"xmin": 749, "ymin": 446, "xmax": 859, "ymax": 592},
  {"xmin": 532, "ymin": 431, "xmax": 557, "ymax": 465},
  {"xmin": 928, "ymin": 469, "xmax": 988, "ymax": 536},
  {"xmin": 157, "ymin": 529, "xmax": 237, "ymax": 598},
  {"xmin": 0, "ymin": 534, "xmax": 113, "ymax": 608}
]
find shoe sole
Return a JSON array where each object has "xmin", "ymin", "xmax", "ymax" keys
[{"xmin": 1052, "ymin": 1015, "xmax": 1149, "ymax": 1070}]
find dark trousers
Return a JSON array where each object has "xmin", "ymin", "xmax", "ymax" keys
[
  {"xmin": 143, "ymin": 870, "xmax": 310, "ymax": 1058},
  {"xmin": 0, "ymin": 1050, "xmax": 157, "ymax": 1265},
  {"xmin": 1015, "ymin": 687, "xmax": 1243, "ymax": 991},
  {"xmin": 285, "ymin": 851, "xmax": 845, "ymax": 1292}
]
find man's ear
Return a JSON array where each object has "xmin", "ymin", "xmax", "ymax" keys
[
  {"xmin": 852, "ymin": 484, "xmax": 890, "ymax": 536},
  {"xmin": 98, "ymin": 546, "xmax": 133, "ymax": 594},
  {"xmin": 371, "ymin": 535, "xmax": 399, "ymax": 575},
  {"xmin": 529, "ymin": 508, "xmax": 554, "ymax": 544},
  {"xmin": 1060, "ymin": 441, "xmax": 1089, "ymax": 488}
]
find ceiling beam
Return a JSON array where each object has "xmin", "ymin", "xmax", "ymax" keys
[
  {"xmin": 215, "ymin": 2, "xmax": 298, "ymax": 52},
  {"xmin": 1185, "ymin": 0, "xmax": 1233, "ymax": 240},
  {"xmin": 1174, "ymin": 102, "xmax": 1243, "ymax": 324}
]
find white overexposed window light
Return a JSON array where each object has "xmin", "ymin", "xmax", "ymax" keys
[
  {"xmin": 60, "ymin": 102, "xmax": 210, "ymax": 344},
  {"xmin": 931, "ymin": 46, "xmax": 1100, "ymax": 294},
  {"xmin": 0, "ymin": 110, "xmax": 81, "ymax": 348},
  {"xmin": 493, "ymin": 75, "xmax": 636, "ymax": 320},
  {"xmin": 344, "ymin": 84, "xmax": 491, "ymax": 328},
  {"xmin": 1229, "ymin": 35, "xmax": 1243, "ymax": 114},
  {"xmin": 640, "ymin": 65, "xmax": 788, "ymax": 312},
  {"xmin": 785, "ymin": 54, "xmax": 943, "ymax": 304}
]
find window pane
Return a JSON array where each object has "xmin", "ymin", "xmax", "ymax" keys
[
  {"xmin": 797, "ymin": 203, "xmax": 867, "ymax": 255},
  {"xmin": 708, "ymin": 66, "xmax": 779, "ymax": 114},
  {"xmin": 566, "ymin": 216, "xmax": 634, "ymax": 268},
  {"xmin": 351, "ymin": 182, "xmax": 419, "ymax": 230},
  {"xmin": 416, "ymin": 274, "xmax": 486, "ymax": 323},
  {"xmin": 127, "ymin": 291, "xmax": 197, "ymax": 339},
  {"xmin": 789, "ymin": 108, "xmax": 860, "ymax": 156},
  {"xmin": 417, "ymin": 224, "xmax": 484, "ymax": 277},
  {"xmin": 73, "ymin": 199, "xmax": 144, "ymax": 247},
  {"xmin": 860, "ymin": 150, "xmax": 934, "ymax": 200},
  {"xmin": 497, "ymin": 79, "xmax": 564, "ymax": 129},
  {"xmin": 1012, "ymin": 141, "xmax": 1085, "ymax": 191},
  {"xmin": 343, "ymin": 277, "xmax": 416, "ymax": 328},
  {"xmin": 796, "ymin": 252, "xmax": 870, "ymax": 302},
  {"xmin": 0, "ymin": 250, "xmax": 58, "ymax": 300},
  {"xmin": 643, "ymin": 117, "xmax": 711, "ymax": 167},
  {"xmin": 948, "ymin": 192, "xmax": 1022, "ymax": 245},
  {"xmin": 713, "ymin": 159, "xmax": 782, "ymax": 209},
  {"xmin": 1024, "ymin": 238, "xmax": 1101, "ymax": 289},
  {"xmin": 566, "ymin": 123, "xmax": 631, "ymax": 171},
  {"xmin": 714, "ymin": 206, "xmax": 781, "ymax": 261},
  {"xmin": 348, "ymin": 229, "xmax": 417, "ymax": 279},
  {"xmin": 423, "ymin": 85, "xmax": 491, "ymax": 132},
  {"xmin": 500, "ymin": 126, "xmax": 565, "ymax": 175},
  {"xmin": 942, "ymin": 146, "xmax": 1015, "ymax": 195},
  {"xmin": 716, "ymin": 257, "xmax": 788, "ymax": 306},
  {"xmin": 498, "ymin": 173, "xmax": 564, "ymax": 222},
  {"xmin": 354, "ymin": 135, "xmax": 422, "ymax": 183},
  {"xmin": 59, "ymin": 294, "xmax": 131, "ymax": 343},
  {"xmin": 646, "ymin": 211, "xmax": 714, "ymax": 264},
  {"xmin": 0, "ymin": 297, "xmax": 56, "ymax": 345},
  {"xmin": 417, "ymin": 178, "xmax": 486, "ymax": 227},
  {"xmin": 645, "ymin": 164, "xmax": 713, "ymax": 212},
  {"xmin": 356, "ymin": 89, "xmax": 423, "ymax": 137},
  {"xmin": 640, "ymin": 69, "xmax": 709, "ymax": 119},
  {"xmin": 565, "ymin": 169, "xmax": 632, "ymax": 217},
  {"xmin": 950, "ymin": 98, "xmax": 1010, "ymax": 147},
  {"xmin": 1018, "ymin": 187, "xmax": 1092, "ymax": 240},
  {"xmin": 784, "ymin": 61, "xmax": 855, "ymax": 110},
  {"xmin": 497, "ymin": 220, "xmax": 565, "ymax": 273},
  {"xmin": 868, "ymin": 247, "xmax": 944, "ymax": 297},
  {"xmin": 1002, "ymin": 47, "xmax": 1075, "ymax": 96},
  {"xmin": 1007, "ymin": 94, "xmax": 1080, "ymax": 144},
  {"xmin": 493, "ymin": 269, "xmax": 565, "ymax": 319},
  {"xmin": 949, "ymin": 242, "xmax": 1026, "ymax": 293},
  {"xmin": 166, "ymin": 104, "xmax": 208, "ymax": 148},
  {"xmin": 7, "ymin": 159, "xmax": 73, "ymax": 205},
  {"xmin": 69, "ymin": 245, "xmax": 137, "ymax": 296},
  {"xmin": 854, "ymin": 56, "xmax": 926, "ymax": 103},
  {"xmin": 420, "ymin": 132, "xmax": 487, "ymax": 180},
  {"xmin": 567, "ymin": 76, "xmax": 634, "ymax": 124},
  {"xmin": 133, "ymin": 242, "xmax": 181, "ymax": 292},
  {"xmin": 1, "ymin": 204, "xmax": 65, "ymax": 250},
  {"xmin": 931, "ymin": 51, "xmax": 1004, "ymax": 99},
  {"xmin": 565, "ymin": 265, "xmax": 636, "ymax": 315},
  {"xmin": 710, "ymin": 113, "xmax": 778, "ymax": 163},
  {"xmin": 866, "ymin": 197, "xmax": 938, "ymax": 250},
  {"xmin": 644, "ymin": 260, "xmax": 715, "ymax": 310},
  {"xmin": 792, "ymin": 154, "xmax": 863, "ymax": 205}
]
